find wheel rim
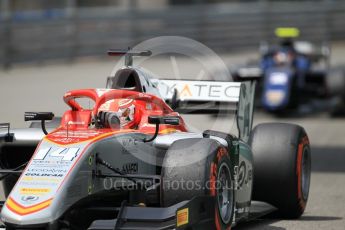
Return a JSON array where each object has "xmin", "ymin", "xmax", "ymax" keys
[
  {"xmin": 301, "ymin": 147, "xmax": 311, "ymax": 201},
  {"xmin": 216, "ymin": 162, "xmax": 233, "ymax": 224}
]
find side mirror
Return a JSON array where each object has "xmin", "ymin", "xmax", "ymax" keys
[
  {"xmin": 144, "ymin": 116, "xmax": 180, "ymax": 143},
  {"xmin": 148, "ymin": 116, "xmax": 180, "ymax": 126},
  {"xmin": 25, "ymin": 112, "xmax": 54, "ymax": 121},
  {"xmin": 24, "ymin": 112, "xmax": 54, "ymax": 135}
]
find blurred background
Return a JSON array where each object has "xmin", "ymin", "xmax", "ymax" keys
[
  {"xmin": 0, "ymin": 0, "xmax": 345, "ymax": 229},
  {"xmin": 1, "ymin": 0, "xmax": 345, "ymax": 66}
]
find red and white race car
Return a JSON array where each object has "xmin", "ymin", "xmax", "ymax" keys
[{"xmin": 0, "ymin": 50, "xmax": 311, "ymax": 230}]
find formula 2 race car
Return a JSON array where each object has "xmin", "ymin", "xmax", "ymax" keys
[
  {"xmin": 0, "ymin": 50, "xmax": 311, "ymax": 229},
  {"xmin": 234, "ymin": 27, "xmax": 345, "ymax": 115}
]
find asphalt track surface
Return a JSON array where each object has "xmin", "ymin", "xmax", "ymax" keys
[{"xmin": 0, "ymin": 43, "xmax": 345, "ymax": 229}]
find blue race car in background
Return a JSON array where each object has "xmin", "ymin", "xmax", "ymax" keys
[
  {"xmin": 235, "ymin": 27, "xmax": 345, "ymax": 115},
  {"xmin": 261, "ymin": 28, "xmax": 311, "ymax": 111}
]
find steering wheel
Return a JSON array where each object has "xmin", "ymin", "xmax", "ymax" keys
[
  {"xmin": 93, "ymin": 90, "xmax": 173, "ymax": 116},
  {"xmin": 63, "ymin": 89, "xmax": 99, "ymax": 111}
]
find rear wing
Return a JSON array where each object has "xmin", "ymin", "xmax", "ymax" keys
[
  {"xmin": 158, "ymin": 80, "xmax": 256, "ymax": 142},
  {"xmin": 159, "ymin": 80, "xmax": 241, "ymax": 102}
]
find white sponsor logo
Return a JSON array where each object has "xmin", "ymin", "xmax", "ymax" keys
[
  {"xmin": 34, "ymin": 147, "xmax": 80, "ymax": 161},
  {"xmin": 159, "ymin": 80, "xmax": 241, "ymax": 102}
]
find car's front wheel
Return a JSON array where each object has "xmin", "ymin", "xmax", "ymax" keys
[{"xmin": 161, "ymin": 138, "xmax": 235, "ymax": 229}]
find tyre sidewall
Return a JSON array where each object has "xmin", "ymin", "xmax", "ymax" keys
[
  {"xmin": 294, "ymin": 134, "xmax": 311, "ymax": 216},
  {"xmin": 207, "ymin": 147, "xmax": 234, "ymax": 230}
]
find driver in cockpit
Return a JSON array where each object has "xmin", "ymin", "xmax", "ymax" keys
[{"xmin": 97, "ymin": 99, "xmax": 138, "ymax": 130}]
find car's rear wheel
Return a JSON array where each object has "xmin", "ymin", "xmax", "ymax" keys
[
  {"xmin": 161, "ymin": 138, "xmax": 234, "ymax": 229},
  {"xmin": 249, "ymin": 123, "xmax": 311, "ymax": 218}
]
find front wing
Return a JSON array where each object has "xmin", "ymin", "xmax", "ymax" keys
[{"xmin": 87, "ymin": 196, "xmax": 275, "ymax": 230}]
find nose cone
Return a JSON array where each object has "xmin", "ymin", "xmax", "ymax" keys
[{"xmin": 1, "ymin": 197, "xmax": 54, "ymax": 226}]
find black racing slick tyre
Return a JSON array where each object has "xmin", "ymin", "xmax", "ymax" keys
[
  {"xmin": 249, "ymin": 123, "xmax": 311, "ymax": 218},
  {"xmin": 161, "ymin": 138, "xmax": 234, "ymax": 230}
]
